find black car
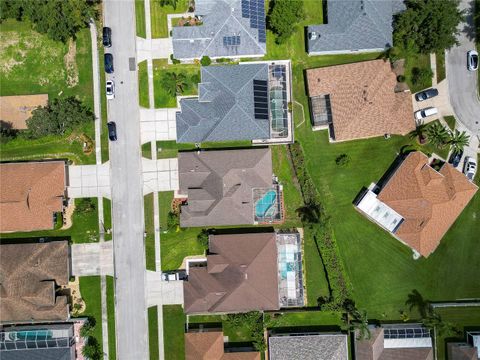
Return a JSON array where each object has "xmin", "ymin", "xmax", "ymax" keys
[
  {"xmin": 103, "ymin": 27, "xmax": 112, "ymax": 47},
  {"xmin": 449, "ymin": 150, "xmax": 463, "ymax": 168},
  {"xmin": 415, "ymin": 88, "xmax": 439, "ymax": 102},
  {"xmin": 104, "ymin": 53, "xmax": 114, "ymax": 74},
  {"xmin": 107, "ymin": 122, "xmax": 117, "ymax": 141}
]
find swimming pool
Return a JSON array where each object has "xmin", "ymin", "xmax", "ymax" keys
[{"xmin": 255, "ymin": 190, "xmax": 277, "ymax": 218}]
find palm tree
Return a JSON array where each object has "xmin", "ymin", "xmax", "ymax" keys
[
  {"xmin": 405, "ymin": 289, "xmax": 432, "ymax": 318},
  {"xmin": 296, "ymin": 202, "xmax": 322, "ymax": 224},
  {"xmin": 426, "ymin": 122, "xmax": 450, "ymax": 148},
  {"xmin": 162, "ymin": 72, "xmax": 187, "ymax": 97},
  {"xmin": 409, "ymin": 122, "xmax": 429, "ymax": 144},
  {"xmin": 160, "ymin": 0, "xmax": 178, "ymax": 9},
  {"xmin": 449, "ymin": 129, "xmax": 470, "ymax": 154}
]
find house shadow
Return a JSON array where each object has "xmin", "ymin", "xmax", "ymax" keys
[
  {"xmin": 268, "ymin": 325, "xmax": 343, "ymax": 334},
  {"xmin": 210, "ymin": 226, "xmax": 275, "ymax": 236},
  {"xmin": 0, "ymin": 236, "xmax": 68, "ymax": 245}
]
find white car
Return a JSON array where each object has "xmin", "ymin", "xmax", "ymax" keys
[
  {"xmin": 463, "ymin": 156, "xmax": 477, "ymax": 181},
  {"xmin": 106, "ymin": 80, "xmax": 115, "ymax": 100},
  {"xmin": 414, "ymin": 107, "xmax": 438, "ymax": 120},
  {"xmin": 467, "ymin": 50, "xmax": 479, "ymax": 71}
]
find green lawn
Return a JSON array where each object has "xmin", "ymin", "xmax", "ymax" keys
[
  {"xmin": 103, "ymin": 198, "xmax": 112, "ymax": 240},
  {"xmin": 163, "ymin": 305, "xmax": 185, "ymax": 360},
  {"xmin": 304, "ymin": 227, "xmax": 331, "ymax": 305},
  {"xmin": 161, "ymin": 227, "xmax": 206, "ymax": 271},
  {"xmin": 136, "ymin": 0, "xmax": 147, "ymax": 38},
  {"xmin": 97, "ymin": 39, "xmax": 110, "ymax": 162},
  {"xmin": 149, "ymin": 306, "xmax": 160, "ymax": 360},
  {"xmin": 138, "ymin": 60, "xmax": 149, "ymax": 108},
  {"xmin": 265, "ymin": 311, "xmax": 344, "ymax": 329},
  {"xmin": 77, "ymin": 276, "xmax": 103, "ymax": 355},
  {"xmin": 106, "ymin": 276, "xmax": 117, "ymax": 360},
  {"xmin": 150, "ymin": 0, "xmax": 189, "ymax": 38},
  {"xmin": 153, "ymin": 59, "xmax": 200, "ymax": 108},
  {"xmin": 159, "ymin": 191, "xmax": 173, "ymax": 229},
  {"xmin": 145, "ymin": 193, "xmax": 156, "ymax": 271},
  {"xmin": 404, "ymin": 51, "xmax": 432, "ymax": 93},
  {"xmin": 444, "ymin": 115, "xmax": 456, "ymax": 130},
  {"xmin": 188, "ymin": 314, "xmax": 255, "ymax": 343},
  {"xmin": 436, "ymin": 50, "xmax": 446, "ymax": 83}
]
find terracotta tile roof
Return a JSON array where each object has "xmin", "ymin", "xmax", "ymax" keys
[
  {"xmin": 0, "ymin": 241, "xmax": 70, "ymax": 324},
  {"xmin": 377, "ymin": 152, "xmax": 478, "ymax": 257},
  {"xmin": 0, "ymin": 161, "xmax": 66, "ymax": 232},
  {"xmin": 185, "ymin": 331, "xmax": 260, "ymax": 360},
  {"xmin": 306, "ymin": 59, "xmax": 414, "ymax": 141},
  {"xmin": 183, "ymin": 233, "xmax": 279, "ymax": 314}
]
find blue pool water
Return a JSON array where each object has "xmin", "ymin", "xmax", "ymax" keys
[
  {"xmin": 280, "ymin": 262, "xmax": 295, "ymax": 279},
  {"xmin": 13, "ymin": 330, "xmax": 53, "ymax": 340},
  {"xmin": 255, "ymin": 190, "xmax": 277, "ymax": 218}
]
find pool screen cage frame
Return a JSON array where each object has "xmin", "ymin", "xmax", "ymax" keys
[
  {"xmin": 0, "ymin": 329, "xmax": 74, "ymax": 351},
  {"xmin": 253, "ymin": 186, "xmax": 282, "ymax": 223},
  {"xmin": 268, "ymin": 64, "xmax": 289, "ymax": 139}
]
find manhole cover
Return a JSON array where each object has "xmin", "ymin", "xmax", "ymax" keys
[{"xmin": 129, "ymin": 57, "xmax": 136, "ymax": 71}]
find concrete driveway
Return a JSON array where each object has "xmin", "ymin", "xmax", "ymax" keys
[
  {"xmin": 140, "ymin": 108, "xmax": 178, "ymax": 143},
  {"xmin": 146, "ymin": 271, "xmax": 184, "ymax": 307},
  {"xmin": 142, "ymin": 158, "xmax": 179, "ymax": 194},
  {"xmin": 67, "ymin": 163, "xmax": 111, "ymax": 198},
  {"xmin": 71, "ymin": 241, "xmax": 114, "ymax": 276},
  {"xmin": 137, "ymin": 37, "xmax": 173, "ymax": 62}
]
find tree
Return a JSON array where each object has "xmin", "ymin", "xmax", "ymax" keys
[
  {"xmin": 268, "ymin": 0, "xmax": 305, "ymax": 44},
  {"xmin": 25, "ymin": 97, "xmax": 93, "ymax": 139},
  {"xmin": 335, "ymin": 154, "xmax": 351, "ymax": 167},
  {"xmin": 426, "ymin": 122, "xmax": 450, "ymax": 148},
  {"xmin": 80, "ymin": 317, "xmax": 96, "ymax": 338},
  {"xmin": 161, "ymin": 72, "xmax": 188, "ymax": 97},
  {"xmin": 159, "ymin": 0, "xmax": 178, "ymax": 10},
  {"xmin": 296, "ymin": 202, "xmax": 322, "ymax": 224},
  {"xmin": 411, "ymin": 67, "xmax": 433, "ymax": 86},
  {"xmin": 167, "ymin": 211, "xmax": 179, "ymax": 230},
  {"xmin": 409, "ymin": 122, "xmax": 429, "ymax": 143},
  {"xmin": 0, "ymin": 121, "xmax": 17, "ymax": 144},
  {"xmin": 82, "ymin": 336, "xmax": 102, "ymax": 360},
  {"xmin": 200, "ymin": 56, "xmax": 212, "ymax": 66},
  {"xmin": 449, "ymin": 129, "xmax": 470, "ymax": 153},
  {"xmin": 393, "ymin": 0, "xmax": 464, "ymax": 53},
  {"xmin": 197, "ymin": 229, "xmax": 209, "ymax": 248},
  {"xmin": 1, "ymin": 0, "xmax": 98, "ymax": 43}
]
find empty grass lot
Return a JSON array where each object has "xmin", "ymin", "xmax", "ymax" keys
[
  {"xmin": 136, "ymin": 0, "xmax": 147, "ymax": 38},
  {"xmin": 150, "ymin": 0, "xmax": 189, "ymax": 38}
]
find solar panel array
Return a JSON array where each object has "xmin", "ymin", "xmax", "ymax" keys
[
  {"xmin": 384, "ymin": 327, "xmax": 431, "ymax": 339},
  {"xmin": 241, "ymin": 0, "xmax": 267, "ymax": 43},
  {"xmin": 253, "ymin": 79, "xmax": 269, "ymax": 120},
  {"xmin": 223, "ymin": 36, "xmax": 241, "ymax": 46}
]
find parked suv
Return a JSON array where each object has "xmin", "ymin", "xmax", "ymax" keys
[
  {"xmin": 448, "ymin": 150, "xmax": 463, "ymax": 168},
  {"xmin": 107, "ymin": 122, "xmax": 117, "ymax": 141},
  {"xmin": 463, "ymin": 156, "xmax": 477, "ymax": 181},
  {"xmin": 467, "ymin": 50, "xmax": 478, "ymax": 71},
  {"xmin": 103, "ymin": 27, "xmax": 112, "ymax": 47},
  {"xmin": 104, "ymin": 53, "xmax": 114, "ymax": 74},
  {"xmin": 414, "ymin": 107, "xmax": 438, "ymax": 120},
  {"xmin": 415, "ymin": 88, "xmax": 439, "ymax": 102}
]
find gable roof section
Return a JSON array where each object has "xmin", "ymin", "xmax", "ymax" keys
[
  {"xmin": 377, "ymin": 152, "xmax": 478, "ymax": 257},
  {"xmin": 178, "ymin": 148, "xmax": 272, "ymax": 227},
  {"xmin": 176, "ymin": 64, "xmax": 270, "ymax": 143},
  {"xmin": 0, "ymin": 161, "xmax": 66, "ymax": 232},
  {"xmin": 183, "ymin": 233, "xmax": 279, "ymax": 314},
  {"xmin": 447, "ymin": 343, "xmax": 478, "ymax": 360},
  {"xmin": 306, "ymin": 59, "xmax": 414, "ymax": 141},
  {"xmin": 0, "ymin": 241, "xmax": 70, "ymax": 324},
  {"xmin": 307, "ymin": 0, "xmax": 404, "ymax": 54},
  {"xmin": 172, "ymin": 0, "xmax": 266, "ymax": 60}
]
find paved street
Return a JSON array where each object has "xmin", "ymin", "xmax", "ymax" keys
[
  {"xmin": 103, "ymin": 0, "xmax": 149, "ymax": 358},
  {"xmin": 446, "ymin": 0, "xmax": 480, "ymax": 136}
]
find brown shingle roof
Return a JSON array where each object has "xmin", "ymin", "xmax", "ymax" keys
[
  {"xmin": 306, "ymin": 59, "xmax": 414, "ymax": 141},
  {"xmin": 448, "ymin": 343, "xmax": 478, "ymax": 360},
  {"xmin": 0, "ymin": 161, "xmax": 65, "ymax": 232},
  {"xmin": 0, "ymin": 241, "xmax": 70, "ymax": 324},
  {"xmin": 377, "ymin": 152, "xmax": 478, "ymax": 257},
  {"xmin": 183, "ymin": 233, "xmax": 279, "ymax": 314},
  {"xmin": 185, "ymin": 331, "xmax": 260, "ymax": 360}
]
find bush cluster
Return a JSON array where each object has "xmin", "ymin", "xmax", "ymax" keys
[{"xmin": 225, "ymin": 312, "xmax": 266, "ymax": 352}]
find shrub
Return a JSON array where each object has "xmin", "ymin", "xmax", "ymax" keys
[
  {"xmin": 197, "ymin": 229, "xmax": 209, "ymax": 248},
  {"xmin": 170, "ymin": 54, "xmax": 181, "ymax": 64},
  {"xmin": 0, "ymin": 121, "xmax": 18, "ymax": 144},
  {"xmin": 167, "ymin": 211, "xmax": 179, "ymax": 230},
  {"xmin": 411, "ymin": 67, "xmax": 433, "ymax": 86},
  {"xmin": 200, "ymin": 55, "xmax": 212, "ymax": 66},
  {"xmin": 80, "ymin": 317, "xmax": 96, "ymax": 337},
  {"xmin": 268, "ymin": 0, "xmax": 305, "ymax": 44},
  {"xmin": 335, "ymin": 154, "xmax": 351, "ymax": 167},
  {"xmin": 397, "ymin": 75, "xmax": 406, "ymax": 82},
  {"xmin": 75, "ymin": 198, "xmax": 96, "ymax": 214},
  {"xmin": 190, "ymin": 73, "xmax": 201, "ymax": 84},
  {"xmin": 82, "ymin": 336, "xmax": 102, "ymax": 360}
]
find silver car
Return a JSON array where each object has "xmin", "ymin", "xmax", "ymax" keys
[
  {"xmin": 463, "ymin": 156, "xmax": 477, "ymax": 181},
  {"xmin": 467, "ymin": 50, "xmax": 478, "ymax": 71}
]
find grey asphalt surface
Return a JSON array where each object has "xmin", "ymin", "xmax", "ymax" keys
[
  {"xmin": 103, "ymin": 0, "xmax": 149, "ymax": 359},
  {"xmin": 446, "ymin": 0, "xmax": 480, "ymax": 136}
]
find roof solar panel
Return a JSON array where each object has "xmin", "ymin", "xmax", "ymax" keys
[{"xmin": 241, "ymin": 0, "xmax": 250, "ymax": 18}]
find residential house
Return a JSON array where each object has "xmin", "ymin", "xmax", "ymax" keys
[
  {"xmin": 0, "ymin": 241, "xmax": 70, "ymax": 324},
  {"xmin": 268, "ymin": 333, "xmax": 349, "ymax": 360},
  {"xmin": 355, "ymin": 324, "xmax": 433, "ymax": 360},
  {"xmin": 306, "ymin": 59, "xmax": 414, "ymax": 142},
  {"xmin": 307, "ymin": 0, "xmax": 405, "ymax": 55},
  {"xmin": 176, "ymin": 61, "xmax": 292, "ymax": 144},
  {"xmin": 356, "ymin": 151, "xmax": 478, "ymax": 257},
  {"xmin": 177, "ymin": 148, "xmax": 283, "ymax": 227},
  {"xmin": 448, "ymin": 331, "xmax": 480, "ymax": 360},
  {"xmin": 172, "ymin": 0, "xmax": 266, "ymax": 61},
  {"xmin": 0, "ymin": 161, "xmax": 66, "ymax": 232},
  {"xmin": 185, "ymin": 330, "xmax": 260, "ymax": 360}
]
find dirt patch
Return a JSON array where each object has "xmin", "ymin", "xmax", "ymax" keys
[
  {"xmin": 69, "ymin": 277, "xmax": 86, "ymax": 316},
  {"xmin": 0, "ymin": 32, "xmax": 22, "ymax": 73},
  {"xmin": 62, "ymin": 200, "xmax": 75, "ymax": 230},
  {"xmin": 0, "ymin": 94, "xmax": 48, "ymax": 129},
  {"xmin": 64, "ymin": 38, "xmax": 79, "ymax": 88}
]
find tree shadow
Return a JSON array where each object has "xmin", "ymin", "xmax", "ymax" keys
[{"xmin": 461, "ymin": 0, "xmax": 476, "ymax": 42}]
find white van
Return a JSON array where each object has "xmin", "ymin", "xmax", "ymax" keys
[{"xmin": 414, "ymin": 107, "xmax": 438, "ymax": 120}]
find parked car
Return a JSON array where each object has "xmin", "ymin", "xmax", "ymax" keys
[
  {"xmin": 103, "ymin": 27, "xmax": 112, "ymax": 47},
  {"xmin": 107, "ymin": 121, "xmax": 117, "ymax": 141},
  {"xmin": 467, "ymin": 50, "xmax": 479, "ymax": 71},
  {"xmin": 104, "ymin": 53, "xmax": 114, "ymax": 74},
  {"xmin": 106, "ymin": 80, "xmax": 115, "ymax": 100},
  {"xmin": 161, "ymin": 271, "xmax": 187, "ymax": 281},
  {"xmin": 448, "ymin": 150, "xmax": 463, "ymax": 168},
  {"xmin": 463, "ymin": 156, "xmax": 477, "ymax": 181},
  {"xmin": 414, "ymin": 107, "xmax": 438, "ymax": 120},
  {"xmin": 415, "ymin": 88, "xmax": 439, "ymax": 102}
]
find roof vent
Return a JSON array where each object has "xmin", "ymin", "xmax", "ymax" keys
[{"xmin": 308, "ymin": 31, "xmax": 318, "ymax": 40}]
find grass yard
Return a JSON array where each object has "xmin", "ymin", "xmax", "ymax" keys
[
  {"xmin": 138, "ymin": 60, "xmax": 149, "ymax": 108},
  {"xmin": 444, "ymin": 115, "xmax": 456, "ymax": 130},
  {"xmin": 77, "ymin": 276, "xmax": 103, "ymax": 355},
  {"xmin": 265, "ymin": 311, "xmax": 344, "ymax": 330},
  {"xmin": 104, "ymin": 198, "xmax": 112, "ymax": 240},
  {"xmin": 404, "ymin": 51, "xmax": 432, "ymax": 93},
  {"xmin": 136, "ymin": 0, "xmax": 147, "ymax": 38},
  {"xmin": 145, "ymin": 193, "xmax": 156, "ymax": 271},
  {"xmin": 153, "ymin": 59, "xmax": 200, "ymax": 108},
  {"xmin": 188, "ymin": 314, "xmax": 256, "ymax": 343},
  {"xmin": 436, "ymin": 50, "xmax": 446, "ymax": 83},
  {"xmin": 149, "ymin": 307, "xmax": 160, "ymax": 360},
  {"xmin": 150, "ymin": 0, "xmax": 189, "ymax": 38},
  {"xmin": 161, "ymin": 227, "xmax": 207, "ymax": 271},
  {"xmin": 159, "ymin": 191, "xmax": 173, "ymax": 229},
  {"xmin": 107, "ymin": 276, "xmax": 117, "ymax": 360},
  {"xmin": 163, "ymin": 305, "xmax": 186, "ymax": 360}
]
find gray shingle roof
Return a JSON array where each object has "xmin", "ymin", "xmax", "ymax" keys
[
  {"xmin": 176, "ymin": 63, "xmax": 270, "ymax": 143},
  {"xmin": 268, "ymin": 334, "xmax": 348, "ymax": 360},
  {"xmin": 172, "ymin": 0, "xmax": 266, "ymax": 59},
  {"xmin": 307, "ymin": 0, "xmax": 405, "ymax": 54},
  {"xmin": 178, "ymin": 148, "xmax": 272, "ymax": 227}
]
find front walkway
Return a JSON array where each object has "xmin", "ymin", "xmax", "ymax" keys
[
  {"xmin": 140, "ymin": 108, "xmax": 178, "ymax": 143},
  {"xmin": 71, "ymin": 241, "xmax": 114, "ymax": 276}
]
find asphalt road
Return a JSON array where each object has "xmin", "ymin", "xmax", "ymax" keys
[
  {"xmin": 103, "ymin": 0, "xmax": 149, "ymax": 359},
  {"xmin": 446, "ymin": 0, "xmax": 480, "ymax": 136}
]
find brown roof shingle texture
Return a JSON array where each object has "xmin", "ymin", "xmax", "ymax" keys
[
  {"xmin": 0, "ymin": 161, "xmax": 66, "ymax": 232},
  {"xmin": 447, "ymin": 343, "xmax": 478, "ymax": 360},
  {"xmin": 185, "ymin": 331, "xmax": 260, "ymax": 360},
  {"xmin": 184, "ymin": 233, "xmax": 279, "ymax": 314},
  {"xmin": 0, "ymin": 241, "xmax": 70, "ymax": 324},
  {"xmin": 377, "ymin": 152, "xmax": 478, "ymax": 257},
  {"xmin": 306, "ymin": 59, "xmax": 414, "ymax": 141},
  {"xmin": 178, "ymin": 148, "xmax": 272, "ymax": 227}
]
